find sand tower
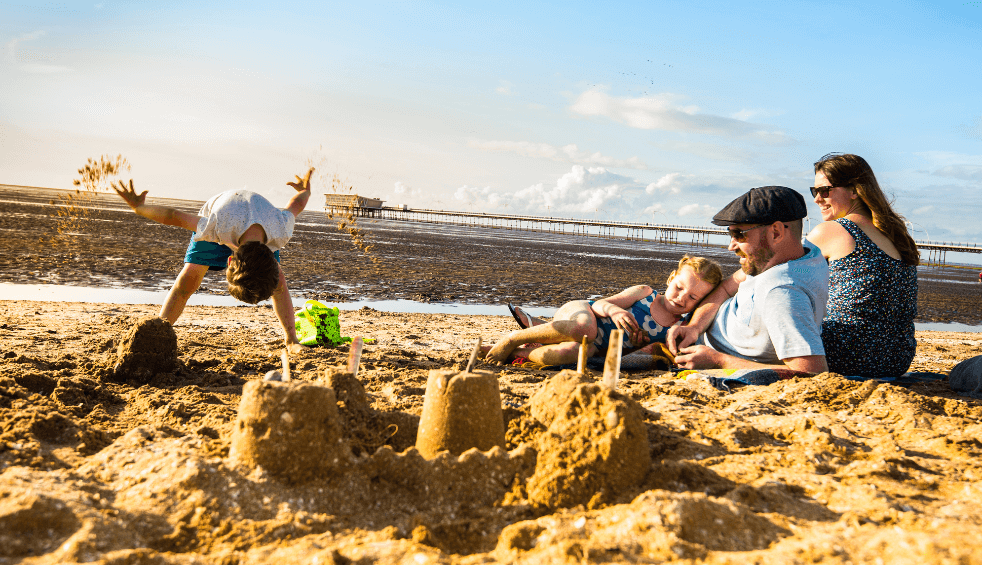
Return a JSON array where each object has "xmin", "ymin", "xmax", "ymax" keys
[
  {"xmin": 229, "ymin": 380, "xmax": 348, "ymax": 483},
  {"xmin": 415, "ymin": 368, "xmax": 506, "ymax": 458}
]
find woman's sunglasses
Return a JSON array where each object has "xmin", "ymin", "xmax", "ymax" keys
[{"xmin": 809, "ymin": 185, "xmax": 836, "ymax": 198}]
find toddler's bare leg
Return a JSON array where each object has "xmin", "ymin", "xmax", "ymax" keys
[
  {"xmin": 526, "ymin": 341, "xmax": 598, "ymax": 366},
  {"xmin": 159, "ymin": 263, "xmax": 208, "ymax": 323},
  {"xmin": 485, "ymin": 300, "xmax": 597, "ymax": 363}
]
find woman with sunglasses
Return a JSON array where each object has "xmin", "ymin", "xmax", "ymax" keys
[{"xmin": 806, "ymin": 153, "xmax": 919, "ymax": 378}]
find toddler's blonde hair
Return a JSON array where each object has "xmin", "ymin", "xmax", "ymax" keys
[{"xmin": 666, "ymin": 255, "xmax": 723, "ymax": 287}]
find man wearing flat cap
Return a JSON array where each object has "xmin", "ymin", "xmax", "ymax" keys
[{"xmin": 668, "ymin": 186, "xmax": 830, "ymax": 373}]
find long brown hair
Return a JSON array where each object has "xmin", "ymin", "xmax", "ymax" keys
[{"xmin": 814, "ymin": 153, "xmax": 919, "ymax": 266}]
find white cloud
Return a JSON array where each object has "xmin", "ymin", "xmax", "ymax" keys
[
  {"xmin": 393, "ymin": 180, "xmax": 425, "ymax": 200},
  {"xmin": 645, "ymin": 173, "xmax": 682, "ymax": 195},
  {"xmin": 468, "ymin": 139, "xmax": 647, "ymax": 169},
  {"xmin": 5, "ymin": 30, "xmax": 71, "ymax": 74},
  {"xmin": 570, "ymin": 88, "xmax": 790, "ymax": 144},
  {"xmin": 915, "ymin": 151, "xmax": 982, "ymax": 181},
  {"xmin": 677, "ymin": 203, "xmax": 716, "ymax": 218},
  {"xmin": 912, "ymin": 205, "xmax": 935, "ymax": 215},
  {"xmin": 928, "ymin": 164, "xmax": 982, "ymax": 181},
  {"xmin": 454, "ymin": 185, "xmax": 507, "ymax": 210},
  {"xmin": 512, "ymin": 166, "xmax": 636, "ymax": 215},
  {"xmin": 496, "ymin": 80, "xmax": 514, "ymax": 96}
]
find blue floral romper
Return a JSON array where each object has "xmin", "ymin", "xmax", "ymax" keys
[
  {"xmin": 822, "ymin": 219, "xmax": 917, "ymax": 378},
  {"xmin": 591, "ymin": 291, "xmax": 671, "ymax": 355}
]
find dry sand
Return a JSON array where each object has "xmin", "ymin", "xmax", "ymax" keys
[{"xmin": 2, "ymin": 301, "xmax": 982, "ymax": 564}]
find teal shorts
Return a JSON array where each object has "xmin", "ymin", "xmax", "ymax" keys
[{"xmin": 184, "ymin": 235, "xmax": 280, "ymax": 271}]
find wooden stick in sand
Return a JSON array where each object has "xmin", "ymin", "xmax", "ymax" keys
[
  {"xmin": 577, "ymin": 335, "xmax": 589, "ymax": 374},
  {"xmin": 280, "ymin": 349, "xmax": 292, "ymax": 382},
  {"xmin": 347, "ymin": 337, "xmax": 364, "ymax": 377},
  {"xmin": 602, "ymin": 330, "xmax": 623, "ymax": 390},
  {"xmin": 466, "ymin": 336, "xmax": 482, "ymax": 373}
]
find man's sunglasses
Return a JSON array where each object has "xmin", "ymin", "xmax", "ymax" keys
[
  {"xmin": 727, "ymin": 224, "xmax": 768, "ymax": 242},
  {"xmin": 809, "ymin": 185, "xmax": 835, "ymax": 198}
]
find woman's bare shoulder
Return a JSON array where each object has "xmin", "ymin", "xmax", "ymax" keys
[{"xmin": 806, "ymin": 220, "xmax": 855, "ymax": 260}]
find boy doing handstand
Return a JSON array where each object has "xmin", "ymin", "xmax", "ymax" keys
[
  {"xmin": 113, "ymin": 168, "xmax": 314, "ymax": 353},
  {"xmin": 485, "ymin": 255, "xmax": 723, "ymax": 366}
]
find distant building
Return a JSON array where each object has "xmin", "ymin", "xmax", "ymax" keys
[{"xmin": 323, "ymin": 194, "xmax": 385, "ymax": 218}]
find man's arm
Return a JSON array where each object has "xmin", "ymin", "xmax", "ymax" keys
[
  {"xmin": 675, "ymin": 345, "xmax": 827, "ymax": 372},
  {"xmin": 667, "ymin": 269, "xmax": 744, "ymax": 355},
  {"xmin": 285, "ymin": 167, "xmax": 314, "ymax": 218},
  {"xmin": 113, "ymin": 180, "xmax": 200, "ymax": 231}
]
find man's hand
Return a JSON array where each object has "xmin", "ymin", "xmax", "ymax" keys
[
  {"xmin": 674, "ymin": 344, "xmax": 720, "ymax": 370},
  {"xmin": 666, "ymin": 324, "xmax": 701, "ymax": 356},
  {"xmin": 113, "ymin": 179, "xmax": 147, "ymax": 210},
  {"xmin": 288, "ymin": 167, "xmax": 314, "ymax": 192}
]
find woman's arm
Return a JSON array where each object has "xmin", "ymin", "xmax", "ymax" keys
[{"xmin": 113, "ymin": 180, "xmax": 200, "ymax": 231}]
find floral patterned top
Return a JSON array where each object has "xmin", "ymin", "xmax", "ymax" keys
[{"xmin": 822, "ymin": 218, "xmax": 917, "ymax": 377}]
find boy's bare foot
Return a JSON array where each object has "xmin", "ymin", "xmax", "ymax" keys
[{"xmin": 285, "ymin": 342, "xmax": 307, "ymax": 355}]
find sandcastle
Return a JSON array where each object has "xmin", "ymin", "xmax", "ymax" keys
[
  {"xmin": 111, "ymin": 316, "xmax": 178, "ymax": 384},
  {"xmin": 415, "ymin": 368, "xmax": 506, "ymax": 458},
  {"xmin": 228, "ymin": 378, "xmax": 348, "ymax": 483},
  {"xmin": 228, "ymin": 332, "xmax": 649, "ymax": 508}
]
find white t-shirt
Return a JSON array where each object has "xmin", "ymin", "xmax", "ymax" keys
[
  {"xmin": 193, "ymin": 190, "xmax": 296, "ymax": 251},
  {"xmin": 705, "ymin": 242, "xmax": 829, "ymax": 363}
]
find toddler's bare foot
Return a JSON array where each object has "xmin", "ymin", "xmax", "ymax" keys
[{"xmin": 485, "ymin": 338, "xmax": 518, "ymax": 365}]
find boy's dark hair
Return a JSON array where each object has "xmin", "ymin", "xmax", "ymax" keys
[{"xmin": 226, "ymin": 241, "xmax": 280, "ymax": 304}]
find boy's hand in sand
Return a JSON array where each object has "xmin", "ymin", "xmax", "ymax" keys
[
  {"xmin": 288, "ymin": 167, "xmax": 314, "ymax": 193},
  {"xmin": 285, "ymin": 342, "xmax": 307, "ymax": 355},
  {"xmin": 113, "ymin": 179, "xmax": 148, "ymax": 210}
]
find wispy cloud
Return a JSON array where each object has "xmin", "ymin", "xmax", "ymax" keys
[
  {"xmin": 677, "ymin": 203, "xmax": 717, "ymax": 217},
  {"xmin": 570, "ymin": 88, "xmax": 790, "ymax": 144},
  {"xmin": 496, "ymin": 80, "xmax": 514, "ymax": 96},
  {"xmin": 916, "ymin": 151, "xmax": 982, "ymax": 180},
  {"xmin": 5, "ymin": 30, "xmax": 71, "ymax": 74},
  {"xmin": 468, "ymin": 139, "xmax": 647, "ymax": 169},
  {"xmin": 393, "ymin": 180, "xmax": 423, "ymax": 197}
]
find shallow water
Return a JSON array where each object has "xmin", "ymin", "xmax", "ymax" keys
[
  {"xmin": 0, "ymin": 282, "xmax": 559, "ymax": 318},
  {"xmin": 1, "ymin": 282, "xmax": 974, "ymax": 331}
]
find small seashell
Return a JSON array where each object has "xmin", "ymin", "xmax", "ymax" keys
[{"xmin": 263, "ymin": 370, "xmax": 283, "ymax": 382}]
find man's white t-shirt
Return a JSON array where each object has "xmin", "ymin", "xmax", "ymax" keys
[
  {"xmin": 705, "ymin": 242, "xmax": 829, "ymax": 363},
  {"xmin": 192, "ymin": 190, "xmax": 295, "ymax": 251}
]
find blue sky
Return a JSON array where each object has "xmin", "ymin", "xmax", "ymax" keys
[{"xmin": 2, "ymin": 1, "xmax": 981, "ymax": 244}]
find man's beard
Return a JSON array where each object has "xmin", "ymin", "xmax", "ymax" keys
[{"xmin": 737, "ymin": 242, "xmax": 775, "ymax": 276}]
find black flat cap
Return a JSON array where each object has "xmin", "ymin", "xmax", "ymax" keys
[{"xmin": 711, "ymin": 186, "xmax": 808, "ymax": 226}]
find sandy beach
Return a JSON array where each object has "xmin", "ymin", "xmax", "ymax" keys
[{"xmin": 2, "ymin": 186, "xmax": 982, "ymax": 563}]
